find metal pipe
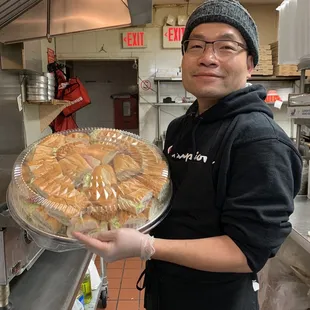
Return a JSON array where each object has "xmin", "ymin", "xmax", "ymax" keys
[
  {"xmin": 157, "ymin": 80, "xmax": 161, "ymax": 140},
  {"xmin": 0, "ymin": 285, "xmax": 9, "ymax": 308},
  {"xmin": 295, "ymin": 69, "xmax": 306, "ymax": 151},
  {"xmin": 300, "ymin": 69, "xmax": 306, "ymax": 93},
  {"xmin": 296, "ymin": 124, "xmax": 301, "ymax": 150},
  {"xmin": 157, "ymin": 107, "xmax": 161, "ymax": 141},
  {"xmin": 46, "ymin": 0, "xmax": 51, "ymax": 42}
]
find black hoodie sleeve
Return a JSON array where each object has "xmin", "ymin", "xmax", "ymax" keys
[{"xmin": 221, "ymin": 138, "xmax": 302, "ymax": 273}]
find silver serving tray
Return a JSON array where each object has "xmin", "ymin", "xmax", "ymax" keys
[
  {"xmin": 7, "ymin": 182, "xmax": 172, "ymax": 252},
  {"xmin": 7, "ymin": 128, "xmax": 173, "ymax": 252}
]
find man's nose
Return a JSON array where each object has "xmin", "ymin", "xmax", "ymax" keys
[{"xmin": 198, "ymin": 44, "xmax": 218, "ymax": 65}]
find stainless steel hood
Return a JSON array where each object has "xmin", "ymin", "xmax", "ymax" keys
[
  {"xmin": 0, "ymin": 0, "xmax": 43, "ymax": 29},
  {"xmin": 0, "ymin": 0, "xmax": 152, "ymax": 44}
]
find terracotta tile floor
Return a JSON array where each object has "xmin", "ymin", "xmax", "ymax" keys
[{"xmin": 95, "ymin": 256, "xmax": 145, "ymax": 310}]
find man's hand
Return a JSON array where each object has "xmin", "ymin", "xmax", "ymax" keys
[
  {"xmin": 73, "ymin": 229, "xmax": 250, "ymax": 273},
  {"xmin": 72, "ymin": 228, "xmax": 155, "ymax": 263}
]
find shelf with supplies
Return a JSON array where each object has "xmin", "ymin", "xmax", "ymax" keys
[
  {"xmin": 25, "ymin": 99, "xmax": 71, "ymax": 105},
  {"xmin": 288, "ymin": 94, "xmax": 310, "ymax": 121},
  {"xmin": 154, "ymin": 76, "xmax": 301, "ymax": 82},
  {"xmin": 154, "ymin": 77, "xmax": 182, "ymax": 82},
  {"xmin": 153, "ymin": 76, "xmax": 193, "ymax": 149},
  {"xmin": 154, "ymin": 102, "xmax": 193, "ymax": 106},
  {"xmin": 288, "ymin": 58, "xmax": 310, "ymax": 152},
  {"xmin": 145, "ymin": 102, "xmax": 193, "ymax": 107}
]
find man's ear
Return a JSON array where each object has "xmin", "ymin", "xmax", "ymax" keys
[{"xmin": 247, "ymin": 55, "xmax": 254, "ymax": 78}]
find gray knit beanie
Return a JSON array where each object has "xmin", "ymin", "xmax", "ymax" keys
[{"xmin": 182, "ymin": 0, "xmax": 259, "ymax": 67}]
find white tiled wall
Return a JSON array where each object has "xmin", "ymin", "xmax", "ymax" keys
[{"xmin": 55, "ymin": 5, "xmax": 296, "ymax": 142}]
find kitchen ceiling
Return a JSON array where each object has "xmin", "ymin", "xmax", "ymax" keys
[
  {"xmin": 153, "ymin": 0, "xmax": 282, "ymax": 4},
  {"xmin": 0, "ymin": 0, "xmax": 43, "ymax": 29}
]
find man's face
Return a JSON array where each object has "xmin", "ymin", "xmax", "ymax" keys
[{"xmin": 181, "ymin": 23, "xmax": 254, "ymax": 101}]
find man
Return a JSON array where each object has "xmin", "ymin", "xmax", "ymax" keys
[{"xmin": 73, "ymin": 1, "xmax": 302, "ymax": 309}]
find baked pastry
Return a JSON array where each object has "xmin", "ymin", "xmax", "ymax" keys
[
  {"xmin": 90, "ymin": 128, "xmax": 124, "ymax": 143},
  {"xmin": 32, "ymin": 174, "xmax": 74, "ymax": 197},
  {"xmin": 120, "ymin": 141, "xmax": 143, "ymax": 166},
  {"xmin": 26, "ymin": 157, "xmax": 57, "ymax": 173},
  {"xmin": 59, "ymin": 153, "xmax": 92, "ymax": 181},
  {"xmin": 117, "ymin": 179, "xmax": 152, "ymax": 214},
  {"xmin": 108, "ymin": 211, "xmax": 148, "ymax": 230},
  {"xmin": 143, "ymin": 160, "xmax": 169, "ymax": 177},
  {"xmin": 47, "ymin": 190, "xmax": 90, "ymax": 225},
  {"xmin": 30, "ymin": 161, "xmax": 63, "ymax": 179},
  {"xmin": 39, "ymin": 134, "xmax": 66, "ymax": 149},
  {"xmin": 113, "ymin": 154, "xmax": 141, "ymax": 181},
  {"xmin": 137, "ymin": 175, "xmax": 170, "ymax": 202},
  {"xmin": 31, "ymin": 206, "xmax": 63, "ymax": 234},
  {"xmin": 65, "ymin": 132, "xmax": 90, "ymax": 144},
  {"xmin": 66, "ymin": 214, "xmax": 101, "ymax": 237},
  {"xmin": 56, "ymin": 142, "xmax": 88, "ymax": 160},
  {"xmin": 140, "ymin": 144, "xmax": 162, "ymax": 167},
  {"xmin": 17, "ymin": 128, "xmax": 171, "ymax": 238},
  {"xmin": 31, "ymin": 145, "xmax": 56, "ymax": 162},
  {"xmin": 85, "ymin": 184, "xmax": 117, "ymax": 204},
  {"xmin": 142, "ymin": 198, "xmax": 163, "ymax": 220},
  {"xmin": 93, "ymin": 164, "xmax": 117, "ymax": 185},
  {"xmin": 79, "ymin": 143, "xmax": 119, "ymax": 164}
]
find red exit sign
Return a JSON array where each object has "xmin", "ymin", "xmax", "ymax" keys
[
  {"xmin": 122, "ymin": 31, "xmax": 146, "ymax": 48},
  {"xmin": 163, "ymin": 26, "xmax": 186, "ymax": 48}
]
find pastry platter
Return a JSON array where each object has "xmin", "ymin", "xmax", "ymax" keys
[{"xmin": 7, "ymin": 128, "xmax": 172, "ymax": 252}]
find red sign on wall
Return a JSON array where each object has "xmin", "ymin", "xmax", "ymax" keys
[
  {"xmin": 47, "ymin": 48, "xmax": 55, "ymax": 64},
  {"xmin": 163, "ymin": 26, "xmax": 186, "ymax": 49},
  {"xmin": 122, "ymin": 31, "xmax": 147, "ymax": 48}
]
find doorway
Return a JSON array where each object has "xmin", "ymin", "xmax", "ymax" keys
[{"xmin": 66, "ymin": 59, "xmax": 139, "ymax": 135}]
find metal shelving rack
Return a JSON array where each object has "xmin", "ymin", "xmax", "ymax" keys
[
  {"xmin": 84, "ymin": 256, "xmax": 108, "ymax": 309},
  {"xmin": 153, "ymin": 77, "xmax": 192, "ymax": 149},
  {"xmin": 153, "ymin": 75, "xmax": 301, "ymax": 149},
  {"xmin": 287, "ymin": 60, "xmax": 310, "ymax": 150}
]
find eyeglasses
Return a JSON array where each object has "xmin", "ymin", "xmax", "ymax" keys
[{"xmin": 182, "ymin": 39, "xmax": 248, "ymax": 60}]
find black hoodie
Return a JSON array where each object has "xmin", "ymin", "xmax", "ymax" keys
[{"xmin": 151, "ymin": 84, "xmax": 302, "ymax": 281}]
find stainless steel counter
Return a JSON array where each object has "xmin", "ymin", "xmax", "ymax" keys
[
  {"xmin": 290, "ymin": 196, "xmax": 310, "ymax": 254},
  {"xmin": 9, "ymin": 249, "xmax": 92, "ymax": 310},
  {"xmin": 3, "ymin": 183, "xmax": 309, "ymax": 310}
]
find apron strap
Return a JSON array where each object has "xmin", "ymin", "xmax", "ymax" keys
[
  {"xmin": 137, "ymin": 263, "xmax": 161, "ymax": 310},
  {"xmin": 136, "ymin": 268, "xmax": 146, "ymax": 291}
]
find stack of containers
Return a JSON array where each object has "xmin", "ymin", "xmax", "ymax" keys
[
  {"xmin": 45, "ymin": 72, "xmax": 56, "ymax": 101},
  {"xmin": 26, "ymin": 73, "xmax": 55, "ymax": 102}
]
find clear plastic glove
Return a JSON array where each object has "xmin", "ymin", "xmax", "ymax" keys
[{"xmin": 72, "ymin": 228, "xmax": 155, "ymax": 263}]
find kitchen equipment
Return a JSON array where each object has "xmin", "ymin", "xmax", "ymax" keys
[
  {"xmin": 26, "ymin": 94, "xmax": 48, "ymax": 101},
  {"xmin": 26, "ymin": 87, "xmax": 48, "ymax": 96},
  {"xmin": 47, "ymin": 90, "xmax": 54, "ymax": 100},
  {"xmin": 0, "ymin": 0, "xmax": 152, "ymax": 44},
  {"xmin": 26, "ymin": 74, "xmax": 55, "ymax": 101},
  {"xmin": 47, "ymin": 85, "xmax": 54, "ymax": 92},
  {"xmin": 7, "ymin": 128, "xmax": 172, "ymax": 252},
  {"xmin": 0, "ymin": 67, "xmax": 44, "ymax": 309},
  {"xmin": 0, "ymin": 156, "xmax": 43, "ymax": 309},
  {"xmin": 44, "ymin": 72, "xmax": 55, "ymax": 81},
  {"xmin": 27, "ymin": 75, "xmax": 48, "ymax": 85}
]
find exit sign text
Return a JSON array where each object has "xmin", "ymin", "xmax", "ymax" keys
[
  {"xmin": 163, "ymin": 26, "xmax": 186, "ymax": 49},
  {"xmin": 122, "ymin": 31, "xmax": 146, "ymax": 49}
]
